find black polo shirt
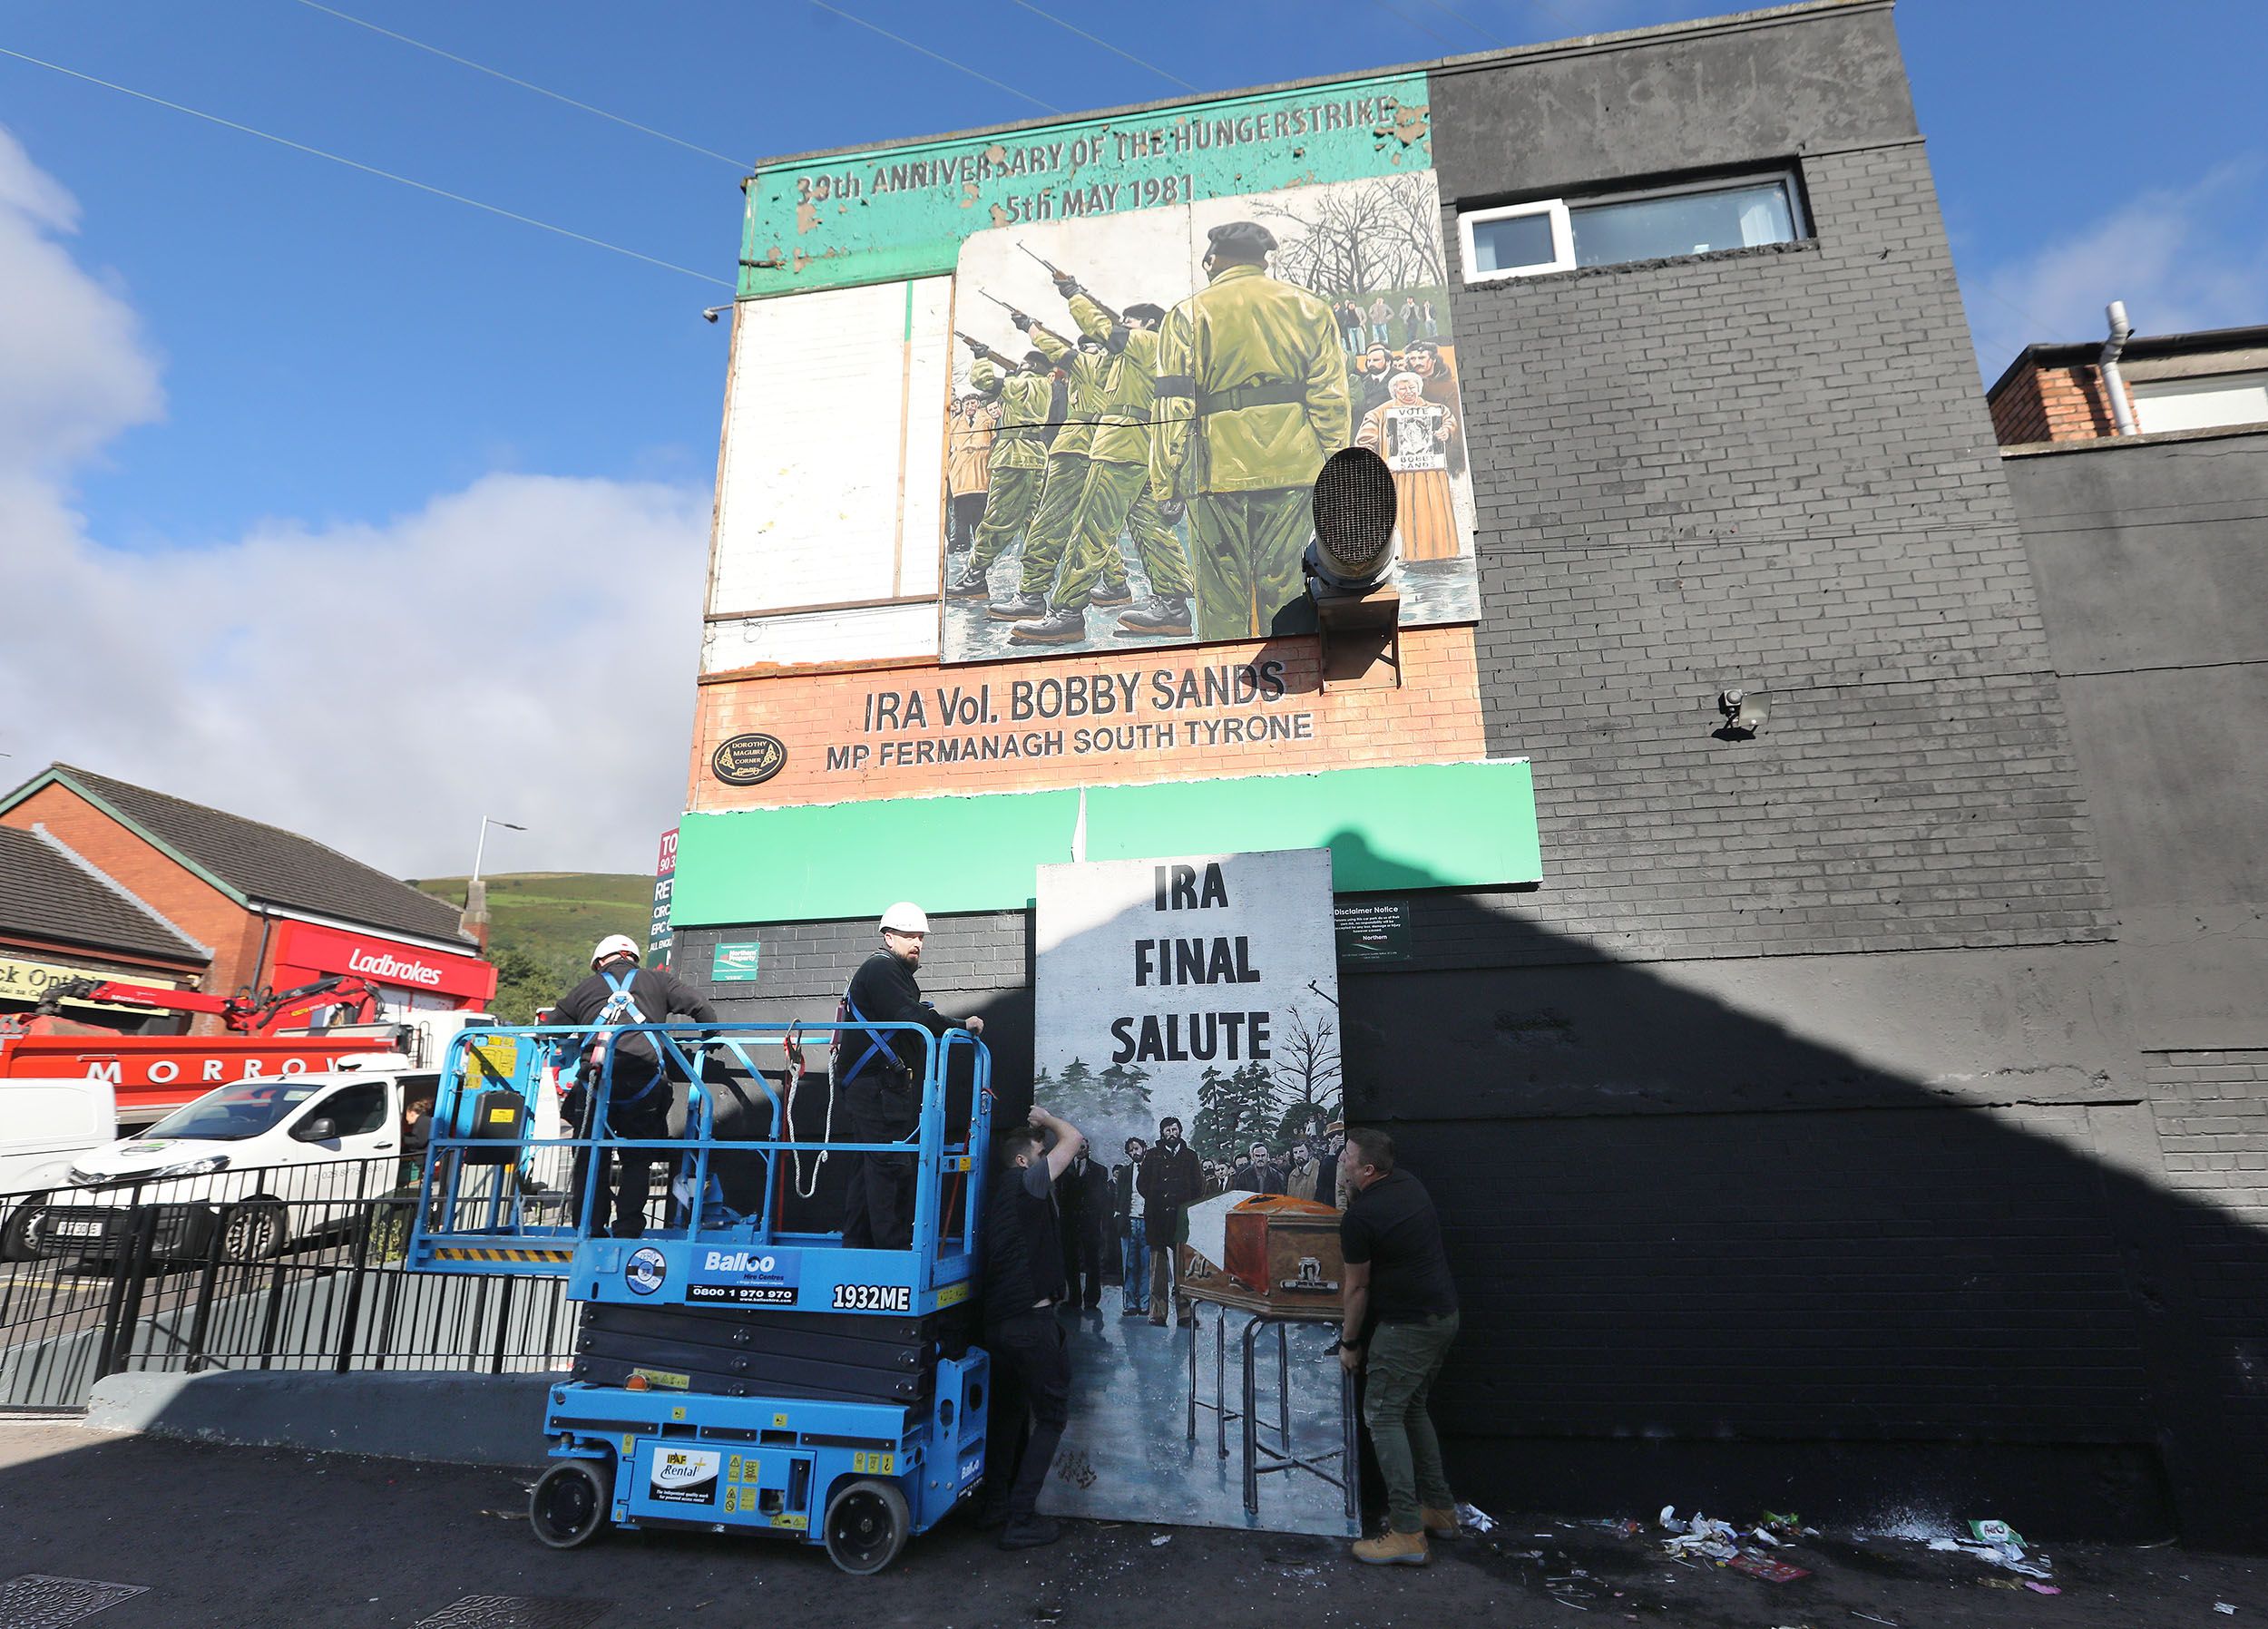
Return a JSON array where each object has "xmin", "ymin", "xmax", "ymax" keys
[
  {"xmin": 981, "ymin": 1161, "xmax": 1065, "ymax": 1325},
  {"xmin": 1340, "ymin": 1167, "xmax": 1457, "ymax": 1323}
]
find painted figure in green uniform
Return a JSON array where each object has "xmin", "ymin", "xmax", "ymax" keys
[
  {"xmin": 949, "ymin": 343, "xmax": 1060, "ymax": 597},
  {"xmin": 985, "ymin": 316, "xmax": 1128, "ymax": 624},
  {"xmin": 1008, "ymin": 280, "xmax": 1196, "ymax": 646},
  {"xmin": 1151, "ymin": 221, "xmax": 1353, "ymax": 643}
]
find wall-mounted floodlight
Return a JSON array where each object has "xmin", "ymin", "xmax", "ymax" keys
[
  {"xmin": 1305, "ymin": 446, "xmax": 1399, "ymax": 591},
  {"xmin": 1304, "ymin": 447, "xmax": 1403, "ymax": 690}
]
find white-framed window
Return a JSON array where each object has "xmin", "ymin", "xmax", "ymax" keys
[
  {"xmin": 2130, "ymin": 370, "xmax": 2268, "ymax": 434},
  {"xmin": 1460, "ymin": 169, "xmax": 1807, "ymax": 285},
  {"xmin": 1460, "ymin": 199, "xmax": 1574, "ymax": 282}
]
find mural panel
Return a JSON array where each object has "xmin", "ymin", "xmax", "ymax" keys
[
  {"xmin": 941, "ymin": 171, "xmax": 1479, "ymax": 662},
  {"xmin": 1031, "ymin": 847, "xmax": 1351, "ymax": 1534}
]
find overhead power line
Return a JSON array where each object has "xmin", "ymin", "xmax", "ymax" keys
[
  {"xmin": 1415, "ymin": 0, "xmax": 1509, "ymax": 47},
  {"xmin": 0, "ymin": 44, "xmax": 731, "ymax": 288},
  {"xmin": 288, "ymin": 0, "xmax": 755, "ymax": 170},
  {"xmin": 1370, "ymin": 0, "xmax": 1460, "ymax": 51},
  {"xmin": 807, "ymin": 2, "xmax": 1061, "ymax": 114},
  {"xmin": 1004, "ymin": 0, "xmax": 1199, "ymax": 93}
]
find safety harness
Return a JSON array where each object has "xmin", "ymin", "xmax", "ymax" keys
[
  {"xmin": 582, "ymin": 965, "xmax": 665, "ymax": 1115},
  {"xmin": 836, "ymin": 997, "xmax": 910, "ymax": 1092}
]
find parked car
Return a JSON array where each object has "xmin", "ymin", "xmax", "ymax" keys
[{"xmin": 18, "ymin": 1064, "xmax": 436, "ymax": 1262}]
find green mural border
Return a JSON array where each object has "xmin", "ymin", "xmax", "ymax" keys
[
  {"xmin": 740, "ymin": 72, "xmax": 1432, "ymax": 298},
  {"xmin": 671, "ymin": 760, "xmax": 1539, "ymax": 926}
]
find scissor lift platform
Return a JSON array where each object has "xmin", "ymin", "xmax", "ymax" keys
[{"xmin": 409, "ymin": 1019, "xmax": 994, "ymax": 1573}]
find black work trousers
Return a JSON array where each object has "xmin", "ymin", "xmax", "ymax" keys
[
  {"xmin": 568, "ymin": 1078, "xmax": 670, "ymax": 1238},
  {"xmin": 839, "ymin": 1074, "xmax": 919, "ymax": 1251},
  {"xmin": 982, "ymin": 1306, "xmax": 1072, "ymax": 1520}
]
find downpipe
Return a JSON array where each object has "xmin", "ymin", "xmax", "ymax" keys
[{"xmin": 2100, "ymin": 299, "xmax": 2137, "ymax": 435}]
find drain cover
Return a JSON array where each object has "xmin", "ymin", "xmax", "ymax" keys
[
  {"xmin": 411, "ymin": 1597, "xmax": 612, "ymax": 1629},
  {"xmin": 0, "ymin": 1576, "xmax": 148, "ymax": 1629}
]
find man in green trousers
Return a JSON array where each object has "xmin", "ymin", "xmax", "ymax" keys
[
  {"xmin": 1007, "ymin": 277, "xmax": 1196, "ymax": 645},
  {"xmin": 949, "ymin": 344, "xmax": 1061, "ymax": 599},
  {"xmin": 1151, "ymin": 221, "xmax": 1353, "ymax": 642},
  {"xmin": 1334, "ymin": 1127, "xmax": 1461, "ymax": 1566},
  {"xmin": 987, "ymin": 316, "xmax": 1129, "ymax": 626}
]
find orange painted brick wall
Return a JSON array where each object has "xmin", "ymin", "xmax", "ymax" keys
[
  {"xmin": 689, "ymin": 625, "xmax": 1485, "ymax": 812},
  {"xmin": 2, "ymin": 784, "xmax": 264, "ymax": 1033},
  {"xmin": 1989, "ymin": 360, "xmax": 2134, "ymax": 445}
]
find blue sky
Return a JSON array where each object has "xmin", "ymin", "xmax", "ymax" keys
[{"xmin": 1, "ymin": 0, "xmax": 2260, "ymax": 874}]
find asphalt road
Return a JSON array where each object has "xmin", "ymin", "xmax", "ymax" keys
[{"xmin": 2, "ymin": 1418, "xmax": 2262, "ymax": 1629}]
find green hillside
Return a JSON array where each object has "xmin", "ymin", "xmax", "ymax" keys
[{"xmin": 411, "ymin": 872, "xmax": 655, "ymax": 1022}]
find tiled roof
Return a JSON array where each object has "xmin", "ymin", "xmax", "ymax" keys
[
  {"xmin": 49, "ymin": 765, "xmax": 474, "ymax": 948},
  {"xmin": 0, "ymin": 824, "xmax": 207, "ymax": 964}
]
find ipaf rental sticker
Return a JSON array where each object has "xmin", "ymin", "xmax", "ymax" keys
[{"xmin": 650, "ymin": 1448, "xmax": 721, "ymax": 1504}]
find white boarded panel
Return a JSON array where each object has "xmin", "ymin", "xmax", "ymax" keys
[
  {"xmin": 897, "ymin": 278, "xmax": 953, "ymax": 600},
  {"xmin": 709, "ymin": 278, "xmax": 953, "ymax": 619},
  {"xmin": 702, "ymin": 604, "xmax": 939, "ymax": 675}
]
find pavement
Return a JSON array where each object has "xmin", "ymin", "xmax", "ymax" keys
[{"xmin": 3, "ymin": 1417, "xmax": 2263, "ymax": 1629}]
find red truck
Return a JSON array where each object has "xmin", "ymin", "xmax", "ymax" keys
[{"xmin": 0, "ymin": 974, "xmax": 396, "ymax": 1126}]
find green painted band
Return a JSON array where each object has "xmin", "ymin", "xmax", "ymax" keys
[
  {"xmin": 670, "ymin": 760, "xmax": 1539, "ymax": 926},
  {"xmin": 740, "ymin": 73, "xmax": 1432, "ymax": 299}
]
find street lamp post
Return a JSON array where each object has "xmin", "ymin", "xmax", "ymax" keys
[{"xmin": 472, "ymin": 816, "xmax": 526, "ymax": 886}]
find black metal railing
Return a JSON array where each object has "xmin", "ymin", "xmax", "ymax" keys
[{"xmin": 0, "ymin": 1156, "xmax": 578, "ymax": 1410}]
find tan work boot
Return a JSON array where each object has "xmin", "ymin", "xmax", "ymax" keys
[
  {"xmin": 1422, "ymin": 1505, "xmax": 1461, "ymax": 1539},
  {"xmin": 1352, "ymin": 1528, "xmax": 1430, "ymax": 1566}
]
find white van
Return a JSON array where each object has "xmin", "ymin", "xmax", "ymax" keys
[
  {"xmin": 0, "ymin": 1077, "xmax": 117, "ymax": 1194},
  {"xmin": 19, "ymin": 1061, "xmax": 435, "ymax": 1260}
]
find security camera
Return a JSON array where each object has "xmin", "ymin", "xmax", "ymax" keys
[
  {"xmin": 1716, "ymin": 688, "xmax": 1770, "ymax": 738},
  {"xmin": 702, "ymin": 305, "xmax": 731, "ymax": 324}
]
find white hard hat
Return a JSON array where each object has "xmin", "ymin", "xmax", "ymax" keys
[
  {"xmin": 591, "ymin": 933, "xmax": 642, "ymax": 968},
  {"xmin": 879, "ymin": 902, "xmax": 930, "ymax": 935}
]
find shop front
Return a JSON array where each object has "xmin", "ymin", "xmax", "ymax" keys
[{"xmin": 266, "ymin": 920, "xmax": 496, "ymax": 1018}]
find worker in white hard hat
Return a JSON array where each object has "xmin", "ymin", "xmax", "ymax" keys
[
  {"xmin": 836, "ymin": 902, "xmax": 985, "ymax": 1249},
  {"xmin": 550, "ymin": 934, "xmax": 719, "ymax": 1238}
]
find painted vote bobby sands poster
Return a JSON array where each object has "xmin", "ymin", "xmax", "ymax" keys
[{"xmin": 1034, "ymin": 848, "xmax": 1341, "ymax": 1167}]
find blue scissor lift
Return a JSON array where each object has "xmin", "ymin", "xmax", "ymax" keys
[{"xmin": 408, "ymin": 1019, "xmax": 992, "ymax": 1574}]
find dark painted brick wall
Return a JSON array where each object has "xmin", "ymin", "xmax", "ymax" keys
[{"xmin": 1442, "ymin": 133, "xmax": 2115, "ymax": 964}]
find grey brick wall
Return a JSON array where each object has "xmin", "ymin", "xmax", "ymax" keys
[
  {"xmin": 1448, "ymin": 139, "xmax": 2115, "ymax": 966},
  {"xmin": 2143, "ymin": 1050, "xmax": 2268, "ymax": 1539},
  {"xmin": 672, "ymin": 913, "xmax": 1029, "ymax": 1009},
  {"xmin": 2149, "ymin": 1051, "xmax": 2268, "ymax": 1227}
]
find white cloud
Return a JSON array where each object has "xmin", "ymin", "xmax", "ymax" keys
[
  {"xmin": 0, "ymin": 128, "xmax": 162, "ymax": 473},
  {"xmin": 0, "ymin": 126, "xmax": 709, "ymax": 880},
  {"xmin": 1966, "ymin": 161, "xmax": 2268, "ymax": 372}
]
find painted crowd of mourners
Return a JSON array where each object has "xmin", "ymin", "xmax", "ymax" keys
[
  {"xmin": 1050, "ymin": 1116, "xmax": 1349, "ymax": 1326},
  {"xmin": 945, "ymin": 220, "xmax": 1467, "ymax": 649}
]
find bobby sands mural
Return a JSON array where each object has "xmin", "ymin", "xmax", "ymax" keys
[{"xmin": 941, "ymin": 171, "xmax": 1481, "ymax": 663}]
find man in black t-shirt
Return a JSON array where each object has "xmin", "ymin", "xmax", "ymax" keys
[
  {"xmin": 1335, "ymin": 1127, "xmax": 1460, "ymax": 1566},
  {"xmin": 978, "ymin": 1104, "xmax": 1081, "ymax": 1550}
]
